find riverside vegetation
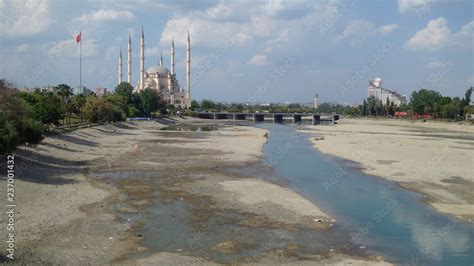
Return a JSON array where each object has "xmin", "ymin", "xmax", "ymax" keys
[{"xmin": 1, "ymin": 78, "xmax": 472, "ymax": 154}]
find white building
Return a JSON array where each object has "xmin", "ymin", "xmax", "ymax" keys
[
  {"xmin": 368, "ymin": 77, "xmax": 407, "ymax": 106},
  {"xmin": 119, "ymin": 28, "xmax": 191, "ymax": 109},
  {"xmin": 314, "ymin": 94, "xmax": 319, "ymax": 109},
  {"xmin": 74, "ymin": 86, "xmax": 92, "ymax": 96},
  {"xmin": 95, "ymin": 87, "xmax": 107, "ymax": 98},
  {"xmin": 40, "ymin": 85, "xmax": 55, "ymax": 93}
]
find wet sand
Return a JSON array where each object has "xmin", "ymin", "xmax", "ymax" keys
[
  {"xmin": 0, "ymin": 118, "xmax": 388, "ymax": 264},
  {"xmin": 302, "ymin": 118, "xmax": 474, "ymax": 222}
]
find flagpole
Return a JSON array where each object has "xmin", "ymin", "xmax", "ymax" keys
[{"xmin": 79, "ymin": 30, "xmax": 82, "ymax": 90}]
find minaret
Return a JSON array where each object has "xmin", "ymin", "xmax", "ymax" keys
[
  {"xmin": 170, "ymin": 37, "xmax": 175, "ymax": 75},
  {"xmin": 140, "ymin": 27, "xmax": 145, "ymax": 90},
  {"xmin": 159, "ymin": 48, "xmax": 163, "ymax": 66},
  {"xmin": 127, "ymin": 32, "xmax": 132, "ymax": 83},
  {"xmin": 118, "ymin": 48, "xmax": 123, "ymax": 84},
  {"xmin": 186, "ymin": 31, "xmax": 191, "ymax": 99}
]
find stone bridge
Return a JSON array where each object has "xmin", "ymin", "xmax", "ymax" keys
[{"xmin": 195, "ymin": 112, "xmax": 340, "ymax": 125}]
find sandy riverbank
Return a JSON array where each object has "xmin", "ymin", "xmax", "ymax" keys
[
  {"xmin": 302, "ymin": 118, "xmax": 474, "ymax": 221},
  {"xmin": 1, "ymin": 117, "xmax": 388, "ymax": 265}
]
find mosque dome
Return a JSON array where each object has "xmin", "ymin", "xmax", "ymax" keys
[{"xmin": 147, "ymin": 65, "xmax": 170, "ymax": 74}]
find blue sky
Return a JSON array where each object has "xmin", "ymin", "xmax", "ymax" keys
[{"xmin": 0, "ymin": 0, "xmax": 472, "ymax": 104}]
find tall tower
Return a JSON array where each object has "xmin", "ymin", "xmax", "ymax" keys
[
  {"xmin": 127, "ymin": 32, "xmax": 132, "ymax": 83},
  {"xmin": 118, "ymin": 48, "xmax": 123, "ymax": 84},
  {"xmin": 170, "ymin": 37, "xmax": 175, "ymax": 75},
  {"xmin": 186, "ymin": 31, "xmax": 191, "ymax": 99},
  {"xmin": 140, "ymin": 27, "xmax": 145, "ymax": 90},
  {"xmin": 314, "ymin": 94, "xmax": 319, "ymax": 109},
  {"xmin": 159, "ymin": 48, "xmax": 163, "ymax": 66}
]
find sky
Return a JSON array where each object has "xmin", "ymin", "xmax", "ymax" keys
[{"xmin": 0, "ymin": 0, "xmax": 472, "ymax": 104}]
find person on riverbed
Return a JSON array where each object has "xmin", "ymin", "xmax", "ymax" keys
[{"xmin": 263, "ymin": 132, "xmax": 268, "ymax": 144}]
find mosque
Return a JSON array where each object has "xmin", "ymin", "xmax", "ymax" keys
[{"xmin": 118, "ymin": 28, "xmax": 191, "ymax": 109}]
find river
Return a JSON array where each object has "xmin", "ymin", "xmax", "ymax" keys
[{"xmin": 258, "ymin": 123, "xmax": 474, "ymax": 265}]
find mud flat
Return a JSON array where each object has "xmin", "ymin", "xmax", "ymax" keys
[
  {"xmin": 302, "ymin": 118, "xmax": 474, "ymax": 221},
  {"xmin": 1, "ymin": 117, "xmax": 387, "ymax": 265}
]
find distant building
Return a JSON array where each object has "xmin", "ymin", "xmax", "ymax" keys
[
  {"xmin": 121, "ymin": 28, "xmax": 192, "ymax": 108},
  {"xmin": 18, "ymin": 86, "xmax": 32, "ymax": 92},
  {"xmin": 95, "ymin": 87, "xmax": 108, "ymax": 98},
  {"xmin": 74, "ymin": 86, "xmax": 92, "ymax": 96},
  {"xmin": 314, "ymin": 94, "xmax": 319, "ymax": 109},
  {"xmin": 368, "ymin": 77, "xmax": 407, "ymax": 106},
  {"xmin": 40, "ymin": 85, "xmax": 55, "ymax": 92}
]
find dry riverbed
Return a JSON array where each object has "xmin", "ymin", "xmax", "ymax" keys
[
  {"xmin": 302, "ymin": 118, "xmax": 474, "ymax": 222},
  {"xmin": 1, "ymin": 117, "xmax": 388, "ymax": 265}
]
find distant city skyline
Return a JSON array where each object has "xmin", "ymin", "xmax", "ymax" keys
[{"xmin": 0, "ymin": 0, "xmax": 472, "ymax": 104}]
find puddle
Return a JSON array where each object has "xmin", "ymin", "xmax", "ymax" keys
[{"xmin": 101, "ymin": 165, "xmax": 362, "ymax": 264}]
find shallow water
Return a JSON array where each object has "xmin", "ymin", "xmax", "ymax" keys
[
  {"xmin": 257, "ymin": 123, "xmax": 474, "ymax": 265},
  {"xmin": 160, "ymin": 125, "xmax": 219, "ymax": 131}
]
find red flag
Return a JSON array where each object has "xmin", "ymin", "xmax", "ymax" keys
[{"xmin": 76, "ymin": 32, "xmax": 81, "ymax": 44}]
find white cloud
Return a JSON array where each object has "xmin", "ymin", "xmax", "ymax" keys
[
  {"xmin": 160, "ymin": 15, "xmax": 251, "ymax": 47},
  {"xmin": 145, "ymin": 47, "xmax": 166, "ymax": 57},
  {"xmin": 335, "ymin": 20, "xmax": 374, "ymax": 46},
  {"xmin": 264, "ymin": 29, "xmax": 289, "ymax": 53},
  {"xmin": 48, "ymin": 38, "xmax": 97, "ymax": 58},
  {"xmin": 0, "ymin": 0, "xmax": 51, "ymax": 37},
  {"xmin": 15, "ymin": 44, "xmax": 31, "ymax": 53},
  {"xmin": 406, "ymin": 17, "xmax": 450, "ymax": 50},
  {"xmin": 336, "ymin": 20, "xmax": 398, "ymax": 46},
  {"xmin": 206, "ymin": 3, "xmax": 233, "ymax": 19},
  {"xmin": 377, "ymin": 24, "xmax": 399, "ymax": 34},
  {"xmin": 306, "ymin": 69, "xmax": 321, "ymax": 75},
  {"xmin": 405, "ymin": 17, "xmax": 473, "ymax": 51},
  {"xmin": 73, "ymin": 9, "xmax": 135, "ymax": 23},
  {"xmin": 468, "ymin": 74, "xmax": 474, "ymax": 84},
  {"xmin": 454, "ymin": 20, "xmax": 474, "ymax": 46},
  {"xmin": 425, "ymin": 60, "xmax": 451, "ymax": 68},
  {"xmin": 159, "ymin": 1, "xmax": 333, "ymax": 48},
  {"xmin": 104, "ymin": 45, "xmax": 120, "ymax": 61},
  {"xmin": 248, "ymin": 54, "xmax": 269, "ymax": 65},
  {"xmin": 397, "ymin": 0, "xmax": 432, "ymax": 13}
]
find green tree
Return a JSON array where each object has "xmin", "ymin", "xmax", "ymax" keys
[
  {"xmin": 452, "ymin": 97, "xmax": 464, "ymax": 119},
  {"xmin": 463, "ymin": 87, "xmax": 472, "ymax": 106},
  {"xmin": 0, "ymin": 80, "xmax": 44, "ymax": 153},
  {"xmin": 0, "ymin": 110, "xmax": 18, "ymax": 154},
  {"xmin": 140, "ymin": 88, "xmax": 161, "ymax": 116},
  {"xmin": 190, "ymin": 100, "xmax": 200, "ymax": 111},
  {"xmin": 160, "ymin": 103, "xmax": 177, "ymax": 115},
  {"xmin": 200, "ymin": 99, "xmax": 216, "ymax": 111},
  {"xmin": 362, "ymin": 99, "xmax": 368, "ymax": 116},
  {"xmin": 389, "ymin": 102, "xmax": 395, "ymax": 116},
  {"xmin": 81, "ymin": 96, "xmax": 125, "ymax": 123},
  {"xmin": 115, "ymin": 82, "xmax": 134, "ymax": 104},
  {"xmin": 462, "ymin": 87, "xmax": 472, "ymax": 118},
  {"xmin": 55, "ymin": 84, "xmax": 73, "ymax": 103},
  {"xmin": 441, "ymin": 102, "xmax": 458, "ymax": 120},
  {"xmin": 367, "ymin": 96, "xmax": 383, "ymax": 116},
  {"xmin": 410, "ymin": 89, "xmax": 443, "ymax": 117},
  {"xmin": 21, "ymin": 90, "xmax": 64, "ymax": 128},
  {"xmin": 17, "ymin": 118, "xmax": 43, "ymax": 146}
]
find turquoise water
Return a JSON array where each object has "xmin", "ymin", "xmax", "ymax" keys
[{"xmin": 258, "ymin": 123, "xmax": 474, "ymax": 265}]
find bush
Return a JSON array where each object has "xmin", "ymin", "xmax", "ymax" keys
[
  {"xmin": 441, "ymin": 102, "xmax": 458, "ymax": 120},
  {"xmin": 0, "ymin": 111, "xmax": 19, "ymax": 154},
  {"xmin": 110, "ymin": 105, "xmax": 126, "ymax": 122},
  {"xmin": 0, "ymin": 82, "xmax": 45, "ymax": 154},
  {"xmin": 18, "ymin": 118, "xmax": 44, "ymax": 146}
]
